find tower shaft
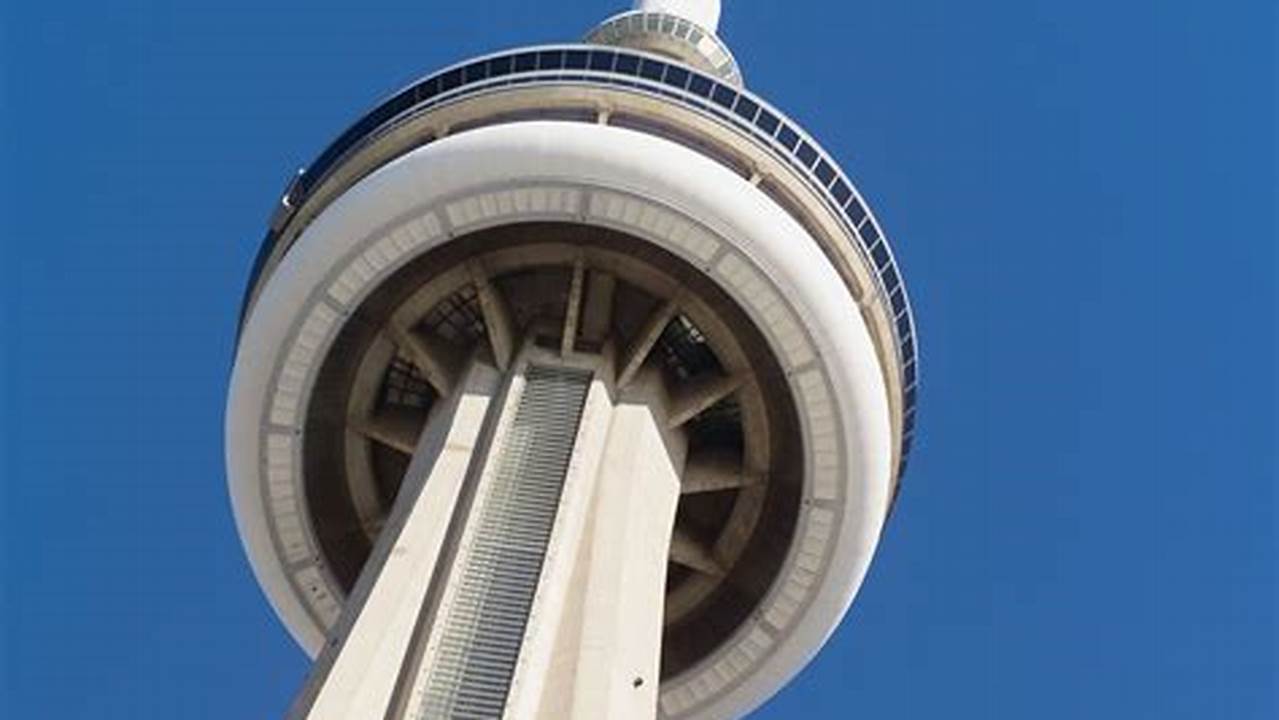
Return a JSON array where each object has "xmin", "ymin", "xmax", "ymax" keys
[{"xmin": 290, "ymin": 346, "xmax": 685, "ymax": 720}]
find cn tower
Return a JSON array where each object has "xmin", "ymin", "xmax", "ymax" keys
[{"xmin": 226, "ymin": 1, "xmax": 919, "ymax": 718}]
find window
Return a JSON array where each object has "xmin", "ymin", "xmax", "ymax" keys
[
  {"xmin": 777, "ymin": 124, "xmax": 800, "ymax": 150},
  {"xmin": 712, "ymin": 84, "xmax": 737, "ymax": 109},
  {"xmin": 757, "ymin": 109, "xmax": 780, "ymax": 136}
]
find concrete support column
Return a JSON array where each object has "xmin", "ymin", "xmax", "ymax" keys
[
  {"xmin": 566, "ymin": 398, "xmax": 684, "ymax": 718},
  {"xmin": 507, "ymin": 370, "xmax": 685, "ymax": 720},
  {"xmin": 289, "ymin": 361, "xmax": 501, "ymax": 720}
]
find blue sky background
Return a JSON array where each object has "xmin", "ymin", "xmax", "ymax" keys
[{"xmin": 2, "ymin": 0, "xmax": 1275, "ymax": 717}]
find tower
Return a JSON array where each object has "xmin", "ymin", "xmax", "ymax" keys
[{"xmin": 225, "ymin": 1, "xmax": 919, "ymax": 718}]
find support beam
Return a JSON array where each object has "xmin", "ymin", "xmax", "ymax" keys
[
  {"xmin": 578, "ymin": 271, "xmax": 615, "ymax": 345},
  {"xmin": 561, "ymin": 255, "xmax": 586, "ymax": 356},
  {"xmin": 505, "ymin": 377, "xmax": 684, "ymax": 720},
  {"xmin": 469, "ymin": 262, "xmax": 516, "ymax": 371},
  {"xmin": 666, "ymin": 372, "xmax": 744, "ymax": 428},
  {"xmin": 289, "ymin": 363, "xmax": 501, "ymax": 720},
  {"xmin": 669, "ymin": 526, "xmax": 724, "ymax": 577},
  {"xmin": 616, "ymin": 298, "xmax": 678, "ymax": 388},
  {"xmin": 681, "ymin": 452, "xmax": 760, "ymax": 494},
  {"xmin": 387, "ymin": 322, "xmax": 458, "ymax": 396},
  {"xmin": 351, "ymin": 410, "xmax": 424, "ymax": 456}
]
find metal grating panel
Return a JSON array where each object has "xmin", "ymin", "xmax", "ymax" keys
[{"xmin": 417, "ymin": 365, "xmax": 591, "ymax": 719}]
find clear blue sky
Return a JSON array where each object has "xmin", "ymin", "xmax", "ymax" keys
[{"xmin": 2, "ymin": 1, "xmax": 1275, "ymax": 717}]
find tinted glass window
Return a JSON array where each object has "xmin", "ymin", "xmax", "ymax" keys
[
  {"xmin": 890, "ymin": 287, "xmax": 906, "ymax": 314},
  {"xmin": 463, "ymin": 61, "xmax": 488, "ymax": 83},
  {"xmin": 538, "ymin": 50, "xmax": 565, "ymax": 70},
  {"xmin": 776, "ymin": 124, "xmax": 800, "ymax": 150},
  {"xmin": 796, "ymin": 142, "xmax": 818, "ymax": 168},
  {"xmin": 514, "ymin": 52, "xmax": 537, "ymax": 72},
  {"xmin": 734, "ymin": 96, "xmax": 759, "ymax": 121},
  {"xmin": 871, "ymin": 241, "xmax": 890, "ymax": 269},
  {"xmin": 757, "ymin": 109, "xmax": 780, "ymax": 135},
  {"xmin": 490, "ymin": 56, "xmax": 513, "ymax": 76},
  {"xmin": 664, "ymin": 66, "xmax": 690, "ymax": 89},
  {"xmin": 640, "ymin": 58, "xmax": 665, "ymax": 81},
  {"xmin": 615, "ymin": 53, "xmax": 640, "ymax": 74},
  {"xmin": 846, "ymin": 198, "xmax": 867, "ymax": 226},
  {"xmin": 814, "ymin": 159, "xmax": 835, "ymax": 185},
  {"xmin": 688, "ymin": 74, "xmax": 713, "ymax": 97},
  {"xmin": 712, "ymin": 84, "xmax": 737, "ymax": 108},
  {"xmin": 440, "ymin": 68, "xmax": 463, "ymax": 91},
  {"xmin": 418, "ymin": 77, "xmax": 440, "ymax": 99},
  {"xmin": 882, "ymin": 265, "xmax": 900, "ymax": 293},
  {"xmin": 565, "ymin": 50, "xmax": 589, "ymax": 69},
  {"xmin": 861, "ymin": 221, "xmax": 880, "ymax": 245},
  {"xmin": 589, "ymin": 50, "xmax": 616, "ymax": 71},
  {"xmin": 830, "ymin": 179, "xmax": 851, "ymax": 204}
]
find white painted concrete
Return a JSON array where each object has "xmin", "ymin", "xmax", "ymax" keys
[
  {"xmin": 635, "ymin": 0, "xmax": 721, "ymax": 31},
  {"xmin": 289, "ymin": 362, "xmax": 500, "ymax": 720},
  {"xmin": 227, "ymin": 120, "xmax": 893, "ymax": 719}
]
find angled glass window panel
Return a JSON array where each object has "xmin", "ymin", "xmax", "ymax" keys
[
  {"xmin": 664, "ymin": 65, "xmax": 690, "ymax": 89},
  {"xmin": 538, "ymin": 50, "xmax": 565, "ymax": 70},
  {"xmin": 901, "ymin": 336, "xmax": 914, "ymax": 364},
  {"xmin": 895, "ymin": 307, "xmax": 911, "ymax": 338},
  {"xmin": 712, "ymin": 84, "xmax": 737, "ymax": 109},
  {"xmin": 901, "ymin": 433, "xmax": 913, "ymax": 457},
  {"xmin": 463, "ymin": 61, "xmax": 489, "ymax": 83},
  {"xmin": 386, "ymin": 88, "xmax": 416, "ymax": 118},
  {"xmin": 675, "ymin": 19, "xmax": 691, "ymax": 38},
  {"xmin": 757, "ymin": 109, "xmax": 780, "ymax": 136},
  {"xmin": 640, "ymin": 58, "xmax": 665, "ymax": 81},
  {"xmin": 776, "ymin": 124, "xmax": 800, "ymax": 151},
  {"xmin": 440, "ymin": 68, "xmax": 464, "ymax": 91},
  {"xmin": 489, "ymin": 55, "xmax": 513, "ymax": 77},
  {"xmin": 831, "ymin": 178, "xmax": 852, "ymax": 205},
  {"xmin": 846, "ymin": 197, "xmax": 867, "ymax": 226},
  {"xmin": 589, "ymin": 49, "xmax": 616, "ymax": 71},
  {"xmin": 881, "ymin": 264, "xmax": 901, "ymax": 293},
  {"xmin": 903, "ymin": 385, "xmax": 917, "ymax": 410},
  {"xmin": 860, "ymin": 221, "xmax": 881, "ymax": 246},
  {"xmin": 616, "ymin": 53, "xmax": 640, "ymax": 75},
  {"xmin": 688, "ymin": 73, "xmax": 714, "ymax": 97},
  {"xmin": 871, "ymin": 241, "xmax": 890, "ymax": 270},
  {"xmin": 814, "ymin": 159, "xmax": 836, "ymax": 186},
  {"xmin": 418, "ymin": 76, "xmax": 440, "ymax": 99},
  {"xmin": 565, "ymin": 49, "xmax": 589, "ymax": 69},
  {"xmin": 734, "ymin": 96, "xmax": 759, "ymax": 122},
  {"xmin": 514, "ymin": 52, "xmax": 538, "ymax": 72},
  {"xmin": 889, "ymin": 286, "xmax": 906, "ymax": 314},
  {"xmin": 661, "ymin": 15, "xmax": 677, "ymax": 33},
  {"xmin": 689, "ymin": 29, "xmax": 704, "ymax": 45},
  {"xmin": 903, "ymin": 408, "xmax": 916, "ymax": 433},
  {"xmin": 796, "ymin": 141, "xmax": 819, "ymax": 168},
  {"xmin": 904, "ymin": 360, "xmax": 916, "ymax": 387}
]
